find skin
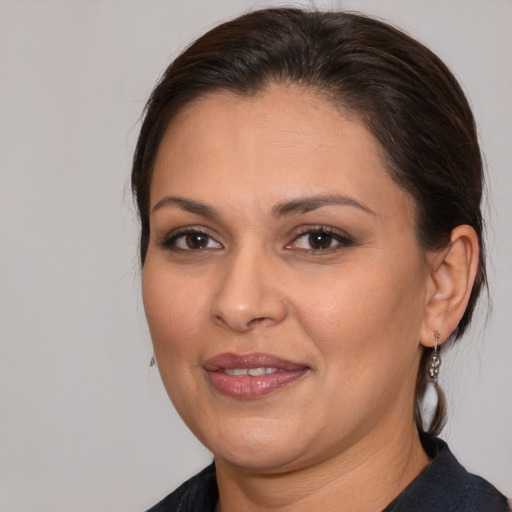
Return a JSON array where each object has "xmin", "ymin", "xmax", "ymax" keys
[{"xmin": 142, "ymin": 85, "xmax": 478, "ymax": 511}]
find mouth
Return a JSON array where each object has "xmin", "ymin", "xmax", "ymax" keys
[{"xmin": 203, "ymin": 352, "xmax": 309, "ymax": 399}]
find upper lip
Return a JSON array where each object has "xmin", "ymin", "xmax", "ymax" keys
[{"xmin": 203, "ymin": 352, "xmax": 308, "ymax": 372}]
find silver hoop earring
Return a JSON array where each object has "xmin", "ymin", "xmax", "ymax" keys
[{"xmin": 428, "ymin": 331, "xmax": 441, "ymax": 384}]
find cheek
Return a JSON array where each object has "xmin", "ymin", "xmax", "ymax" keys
[
  {"xmin": 142, "ymin": 260, "xmax": 208, "ymax": 376},
  {"xmin": 142, "ymin": 262, "xmax": 211, "ymax": 427},
  {"xmin": 144, "ymin": 257, "xmax": 202, "ymax": 333},
  {"xmin": 291, "ymin": 263, "xmax": 426, "ymax": 439},
  {"xmin": 294, "ymin": 256, "xmax": 427, "ymax": 379}
]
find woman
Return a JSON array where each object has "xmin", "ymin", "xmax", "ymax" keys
[{"xmin": 132, "ymin": 8, "xmax": 509, "ymax": 512}]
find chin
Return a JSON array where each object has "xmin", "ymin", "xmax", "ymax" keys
[
  {"xmin": 200, "ymin": 417, "xmax": 310, "ymax": 472},
  {"xmin": 215, "ymin": 445, "xmax": 305, "ymax": 473}
]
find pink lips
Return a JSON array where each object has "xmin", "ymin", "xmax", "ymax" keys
[{"xmin": 203, "ymin": 352, "xmax": 309, "ymax": 399}]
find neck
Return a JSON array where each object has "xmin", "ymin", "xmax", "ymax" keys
[{"xmin": 214, "ymin": 422, "xmax": 429, "ymax": 512}]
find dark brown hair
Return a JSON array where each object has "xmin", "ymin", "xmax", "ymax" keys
[{"xmin": 132, "ymin": 8, "xmax": 486, "ymax": 435}]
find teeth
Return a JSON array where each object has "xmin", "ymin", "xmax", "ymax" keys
[
  {"xmin": 248, "ymin": 367, "xmax": 266, "ymax": 376},
  {"xmin": 228, "ymin": 368, "xmax": 249, "ymax": 376},
  {"xmin": 223, "ymin": 367, "xmax": 278, "ymax": 376}
]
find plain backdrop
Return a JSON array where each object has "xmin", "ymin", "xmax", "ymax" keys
[{"xmin": 0, "ymin": 1, "xmax": 510, "ymax": 510}]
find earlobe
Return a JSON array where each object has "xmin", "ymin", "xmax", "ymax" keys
[{"xmin": 420, "ymin": 225, "xmax": 479, "ymax": 347}]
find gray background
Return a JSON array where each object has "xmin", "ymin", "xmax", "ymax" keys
[{"xmin": 0, "ymin": 1, "xmax": 510, "ymax": 510}]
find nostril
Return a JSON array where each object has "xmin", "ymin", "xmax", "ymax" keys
[
  {"xmin": 212, "ymin": 313, "xmax": 272, "ymax": 332},
  {"xmin": 247, "ymin": 317, "xmax": 268, "ymax": 327}
]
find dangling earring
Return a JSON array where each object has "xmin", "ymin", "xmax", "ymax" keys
[
  {"xmin": 149, "ymin": 355, "xmax": 157, "ymax": 368},
  {"xmin": 428, "ymin": 331, "xmax": 441, "ymax": 384}
]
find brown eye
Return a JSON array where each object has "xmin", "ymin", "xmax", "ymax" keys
[
  {"xmin": 287, "ymin": 227, "xmax": 353, "ymax": 252},
  {"xmin": 308, "ymin": 232, "xmax": 334, "ymax": 250},
  {"xmin": 163, "ymin": 230, "xmax": 222, "ymax": 251},
  {"xmin": 185, "ymin": 233, "xmax": 209, "ymax": 249}
]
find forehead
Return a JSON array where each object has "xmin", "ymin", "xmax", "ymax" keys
[{"xmin": 151, "ymin": 85, "xmax": 414, "ymax": 219}]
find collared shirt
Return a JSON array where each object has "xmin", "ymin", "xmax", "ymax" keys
[{"xmin": 146, "ymin": 435, "xmax": 509, "ymax": 511}]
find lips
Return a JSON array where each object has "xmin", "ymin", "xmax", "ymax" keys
[{"xmin": 203, "ymin": 352, "xmax": 309, "ymax": 399}]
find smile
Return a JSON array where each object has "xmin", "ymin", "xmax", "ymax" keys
[
  {"xmin": 223, "ymin": 367, "xmax": 278, "ymax": 376},
  {"xmin": 204, "ymin": 353, "xmax": 309, "ymax": 399}
]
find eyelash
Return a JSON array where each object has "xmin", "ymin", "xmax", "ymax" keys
[
  {"xmin": 160, "ymin": 226, "xmax": 353, "ymax": 253},
  {"xmin": 160, "ymin": 227, "xmax": 221, "ymax": 251},
  {"xmin": 287, "ymin": 226, "xmax": 354, "ymax": 254}
]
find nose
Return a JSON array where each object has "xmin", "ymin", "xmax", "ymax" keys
[{"xmin": 210, "ymin": 247, "xmax": 288, "ymax": 332}]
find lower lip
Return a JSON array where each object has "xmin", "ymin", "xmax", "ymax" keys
[{"xmin": 206, "ymin": 369, "xmax": 308, "ymax": 399}]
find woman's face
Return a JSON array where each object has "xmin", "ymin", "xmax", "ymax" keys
[{"xmin": 143, "ymin": 85, "xmax": 434, "ymax": 472}]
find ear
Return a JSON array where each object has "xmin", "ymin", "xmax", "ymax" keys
[{"xmin": 420, "ymin": 225, "xmax": 480, "ymax": 347}]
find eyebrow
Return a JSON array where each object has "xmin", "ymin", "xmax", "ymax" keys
[
  {"xmin": 152, "ymin": 196, "xmax": 220, "ymax": 218},
  {"xmin": 152, "ymin": 193, "xmax": 376, "ymax": 218},
  {"xmin": 272, "ymin": 194, "xmax": 376, "ymax": 217}
]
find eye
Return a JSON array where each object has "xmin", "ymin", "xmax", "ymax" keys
[
  {"xmin": 287, "ymin": 227, "xmax": 353, "ymax": 252},
  {"xmin": 162, "ymin": 229, "xmax": 222, "ymax": 251}
]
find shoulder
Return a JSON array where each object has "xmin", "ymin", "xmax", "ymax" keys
[
  {"xmin": 389, "ymin": 435, "xmax": 510, "ymax": 512},
  {"xmin": 145, "ymin": 463, "xmax": 218, "ymax": 512}
]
